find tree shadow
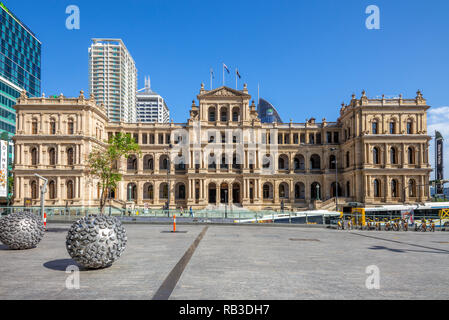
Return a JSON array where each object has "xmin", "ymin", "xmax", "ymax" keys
[{"xmin": 43, "ymin": 259, "xmax": 83, "ymax": 271}]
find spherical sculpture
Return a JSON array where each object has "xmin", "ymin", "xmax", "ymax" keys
[
  {"xmin": 0, "ymin": 212, "xmax": 45, "ymax": 250},
  {"xmin": 66, "ymin": 215, "xmax": 127, "ymax": 269}
]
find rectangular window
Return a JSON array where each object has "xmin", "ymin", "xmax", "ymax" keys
[{"xmin": 333, "ymin": 132, "xmax": 339, "ymax": 143}]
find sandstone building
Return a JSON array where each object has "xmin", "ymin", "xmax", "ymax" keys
[{"xmin": 12, "ymin": 85, "xmax": 432, "ymax": 211}]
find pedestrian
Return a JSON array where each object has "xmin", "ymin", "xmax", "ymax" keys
[
  {"xmin": 180, "ymin": 206, "xmax": 184, "ymax": 216},
  {"xmin": 281, "ymin": 200, "xmax": 285, "ymax": 213},
  {"xmin": 190, "ymin": 206, "xmax": 194, "ymax": 218}
]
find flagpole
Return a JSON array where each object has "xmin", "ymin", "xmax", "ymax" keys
[
  {"xmin": 210, "ymin": 69, "xmax": 212, "ymax": 90},
  {"xmin": 258, "ymin": 83, "xmax": 260, "ymax": 104},
  {"xmin": 223, "ymin": 63, "xmax": 225, "ymax": 86},
  {"xmin": 235, "ymin": 69, "xmax": 237, "ymax": 89}
]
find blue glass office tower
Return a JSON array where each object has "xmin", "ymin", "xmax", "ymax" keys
[
  {"xmin": 0, "ymin": 2, "xmax": 40, "ymax": 202},
  {"xmin": 257, "ymin": 98, "xmax": 283, "ymax": 123}
]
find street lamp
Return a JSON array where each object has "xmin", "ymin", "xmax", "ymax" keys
[
  {"xmin": 34, "ymin": 173, "xmax": 47, "ymax": 222},
  {"xmin": 224, "ymin": 189, "xmax": 228, "ymax": 219},
  {"xmin": 330, "ymin": 148, "xmax": 338, "ymax": 212},
  {"xmin": 165, "ymin": 143, "xmax": 173, "ymax": 216}
]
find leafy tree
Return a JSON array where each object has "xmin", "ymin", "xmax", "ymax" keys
[{"xmin": 87, "ymin": 133, "xmax": 140, "ymax": 214}]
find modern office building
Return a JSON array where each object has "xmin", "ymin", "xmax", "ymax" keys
[
  {"xmin": 0, "ymin": 2, "xmax": 41, "ymax": 202},
  {"xmin": 12, "ymin": 85, "xmax": 432, "ymax": 211},
  {"xmin": 89, "ymin": 38, "xmax": 137, "ymax": 123},
  {"xmin": 136, "ymin": 76, "xmax": 169, "ymax": 123},
  {"xmin": 257, "ymin": 98, "xmax": 283, "ymax": 123}
]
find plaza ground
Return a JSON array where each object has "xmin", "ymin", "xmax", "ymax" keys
[{"xmin": 0, "ymin": 223, "xmax": 448, "ymax": 300}]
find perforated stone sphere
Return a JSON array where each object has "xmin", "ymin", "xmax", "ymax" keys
[
  {"xmin": 0, "ymin": 212, "xmax": 45, "ymax": 250},
  {"xmin": 66, "ymin": 215, "xmax": 127, "ymax": 269}
]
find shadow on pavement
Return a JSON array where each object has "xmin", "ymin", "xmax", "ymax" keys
[{"xmin": 43, "ymin": 259, "xmax": 80, "ymax": 271}]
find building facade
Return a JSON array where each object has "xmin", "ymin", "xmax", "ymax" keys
[
  {"xmin": 12, "ymin": 85, "xmax": 432, "ymax": 211},
  {"xmin": 136, "ymin": 76, "xmax": 170, "ymax": 123},
  {"xmin": 89, "ymin": 39, "xmax": 137, "ymax": 123}
]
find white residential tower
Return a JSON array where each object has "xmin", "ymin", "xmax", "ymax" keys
[
  {"xmin": 136, "ymin": 76, "xmax": 170, "ymax": 123},
  {"xmin": 89, "ymin": 38, "xmax": 137, "ymax": 123}
]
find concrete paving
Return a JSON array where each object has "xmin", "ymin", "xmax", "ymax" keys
[{"xmin": 0, "ymin": 223, "xmax": 448, "ymax": 300}]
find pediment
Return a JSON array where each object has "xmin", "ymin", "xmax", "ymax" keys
[{"xmin": 198, "ymin": 86, "xmax": 251, "ymax": 99}]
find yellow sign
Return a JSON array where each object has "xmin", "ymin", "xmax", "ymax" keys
[
  {"xmin": 439, "ymin": 208, "xmax": 449, "ymax": 219},
  {"xmin": 351, "ymin": 208, "xmax": 366, "ymax": 226}
]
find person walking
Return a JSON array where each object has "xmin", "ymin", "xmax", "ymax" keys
[{"xmin": 190, "ymin": 206, "xmax": 194, "ymax": 218}]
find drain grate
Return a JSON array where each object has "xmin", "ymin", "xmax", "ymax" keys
[{"xmin": 289, "ymin": 238, "xmax": 320, "ymax": 242}]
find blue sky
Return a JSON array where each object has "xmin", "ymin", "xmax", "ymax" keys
[{"xmin": 7, "ymin": 0, "xmax": 449, "ymax": 179}]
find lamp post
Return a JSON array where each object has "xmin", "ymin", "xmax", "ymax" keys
[
  {"xmin": 34, "ymin": 173, "xmax": 47, "ymax": 222},
  {"xmin": 330, "ymin": 148, "xmax": 338, "ymax": 212},
  {"xmin": 165, "ymin": 144, "xmax": 173, "ymax": 216},
  {"xmin": 224, "ymin": 189, "xmax": 228, "ymax": 219}
]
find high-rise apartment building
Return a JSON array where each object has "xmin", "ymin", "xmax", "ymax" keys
[
  {"xmin": 136, "ymin": 76, "xmax": 169, "ymax": 123},
  {"xmin": 89, "ymin": 38, "xmax": 137, "ymax": 123}
]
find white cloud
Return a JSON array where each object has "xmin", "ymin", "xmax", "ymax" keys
[{"xmin": 428, "ymin": 106, "xmax": 449, "ymax": 180}]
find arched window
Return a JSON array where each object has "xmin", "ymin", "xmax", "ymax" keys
[
  {"xmin": 310, "ymin": 154, "xmax": 321, "ymax": 170},
  {"xmin": 372, "ymin": 120, "xmax": 378, "ymax": 134},
  {"xmin": 31, "ymin": 147, "xmax": 38, "ymax": 165},
  {"xmin": 143, "ymin": 183, "xmax": 154, "ymax": 199},
  {"xmin": 48, "ymin": 147, "xmax": 56, "ymax": 165},
  {"xmin": 278, "ymin": 154, "xmax": 289, "ymax": 170},
  {"xmin": 49, "ymin": 118, "xmax": 56, "ymax": 134},
  {"xmin": 390, "ymin": 147, "xmax": 397, "ymax": 164},
  {"xmin": 232, "ymin": 107, "xmax": 239, "ymax": 122},
  {"xmin": 408, "ymin": 179, "xmax": 416, "ymax": 197},
  {"xmin": 408, "ymin": 147, "xmax": 415, "ymax": 164},
  {"xmin": 48, "ymin": 180, "xmax": 56, "ymax": 199},
  {"xmin": 143, "ymin": 155, "xmax": 154, "ymax": 170},
  {"xmin": 311, "ymin": 182, "xmax": 321, "ymax": 200},
  {"xmin": 232, "ymin": 152, "xmax": 241, "ymax": 169},
  {"xmin": 373, "ymin": 147, "xmax": 380, "ymax": 164},
  {"xmin": 329, "ymin": 155, "xmax": 336, "ymax": 169},
  {"xmin": 373, "ymin": 179, "xmax": 381, "ymax": 198},
  {"xmin": 208, "ymin": 107, "xmax": 216, "ymax": 122},
  {"xmin": 220, "ymin": 108, "xmax": 228, "ymax": 122},
  {"xmin": 331, "ymin": 182, "xmax": 342, "ymax": 198},
  {"xmin": 389, "ymin": 121, "xmax": 395, "ymax": 134},
  {"xmin": 406, "ymin": 120, "xmax": 413, "ymax": 134},
  {"xmin": 176, "ymin": 183, "xmax": 186, "ymax": 200},
  {"xmin": 32, "ymin": 119, "xmax": 38, "ymax": 134},
  {"xmin": 262, "ymin": 154, "xmax": 271, "ymax": 169},
  {"xmin": 279, "ymin": 183, "xmax": 289, "ymax": 199},
  {"xmin": 127, "ymin": 183, "xmax": 137, "ymax": 201},
  {"xmin": 159, "ymin": 183, "xmax": 168, "ymax": 199},
  {"xmin": 68, "ymin": 119, "xmax": 74, "ymax": 134},
  {"xmin": 67, "ymin": 148, "xmax": 74, "ymax": 165},
  {"xmin": 127, "ymin": 155, "xmax": 137, "ymax": 170},
  {"xmin": 67, "ymin": 180, "xmax": 74, "ymax": 199},
  {"xmin": 208, "ymin": 153, "xmax": 216, "ymax": 169},
  {"xmin": 346, "ymin": 181, "xmax": 350, "ymax": 197},
  {"xmin": 295, "ymin": 182, "xmax": 305, "ymax": 199},
  {"xmin": 160, "ymin": 155, "xmax": 169, "ymax": 170},
  {"xmin": 294, "ymin": 154, "xmax": 305, "ymax": 170},
  {"xmin": 391, "ymin": 179, "xmax": 398, "ymax": 198},
  {"xmin": 263, "ymin": 183, "xmax": 273, "ymax": 199},
  {"xmin": 31, "ymin": 180, "xmax": 38, "ymax": 199}
]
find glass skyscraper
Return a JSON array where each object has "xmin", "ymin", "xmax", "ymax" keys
[
  {"xmin": 0, "ymin": 2, "xmax": 41, "ymax": 98},
  {"xmin": 257, "ymin": 98, "xmax": 283, "ymax": 123},
  {"xmin": 0, "ymin": 2, "xmax": 40, "ymax": 202}
]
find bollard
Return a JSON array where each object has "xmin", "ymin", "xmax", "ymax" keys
[
  {"xmin": 173, "ymin": 214, "xmax": 176, "ymax": 232},
  {"xmin": 44, "ymin": 212, "xmax": 47, "ymax": 230}
]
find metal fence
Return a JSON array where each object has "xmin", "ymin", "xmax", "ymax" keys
[{"xmin": 0, "ymin": 206, "xmax": 334, "ymax": 225}]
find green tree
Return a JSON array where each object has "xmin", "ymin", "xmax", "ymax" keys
[{"xmin": 87, "ymin": 133, "xmax": 141, "ymax": 214}]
